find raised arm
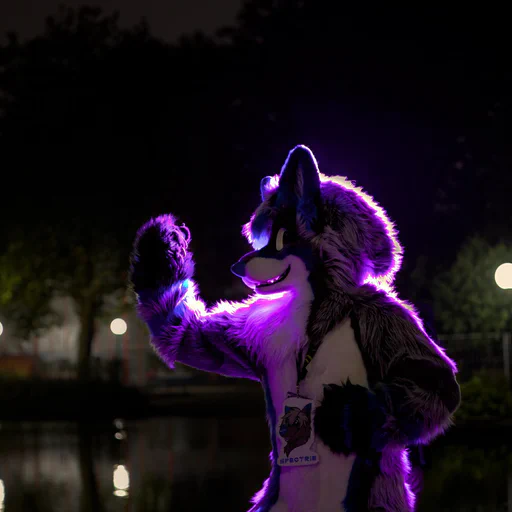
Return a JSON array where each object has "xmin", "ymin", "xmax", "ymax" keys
[
  {"xmin": 315, "ymin": 286, "xmax": 460, "ymax": 456},
  {"xmin": 130, "ymin": 215, "xmax": 262, "ymax": 381}
]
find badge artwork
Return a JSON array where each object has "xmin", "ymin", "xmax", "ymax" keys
[{"xmin": 277, "ymin": 396, "xmax": 319, "ymax": 467}]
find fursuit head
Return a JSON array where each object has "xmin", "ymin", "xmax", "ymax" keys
[{"xmin": 130, "ymin": 145, "xmax": 460, "ymax": 512}]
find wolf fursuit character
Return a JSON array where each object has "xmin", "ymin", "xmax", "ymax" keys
[{"xmin": 130, "ymin": 145, "xmax": 460, "ymax": 512}]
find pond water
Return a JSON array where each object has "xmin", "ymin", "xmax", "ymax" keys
[{"xmin": 0, "ymin": 417, "xmax": 509, "ymax": 511}]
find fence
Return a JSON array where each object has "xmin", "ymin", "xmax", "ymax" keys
[{"xmin": 438, "ymin": 332, "xmax": 511, "ymax": 383}]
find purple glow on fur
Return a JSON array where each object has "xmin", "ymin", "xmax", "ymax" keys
[
  {"xmin": 365, "ymin": 280, "xmax": 458, "ymax": 374},
  {"xmin": 181, "ymin": 281, "xmax": 287, "ymax": 320},
  {"xmin": 242, "ymin": 213, "xmax": 270, "ymax": 250},
  {"xmin": 250, "ymin": 451, "xmax": 276, "ymax": 505},
  {"xmin": 319, "ymin": 172, "xmax": 403, "ymax": 286},
  {"xmin": 201, "ymin": 291, "xmax": 289, "ymax": 317},
  {"xmin": 178, "ymin": 283, "xmax": 296, "ymax": 365},
  {"xmin": 242, "ymin": 153, "xmax": 457, "ymax": 372},
  {"xmin": 261, "ymin": 174, "xmax": 281, "ymax": 197},
  {"xmin": 243, "ymin": 169, "xmax": 403, "ymax": 285},
  {"xmin": 401, "ymin": 449, "xmax": 416, "ymax": 510}
]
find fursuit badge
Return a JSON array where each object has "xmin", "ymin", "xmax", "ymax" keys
[{"xmin": 277, "ymin": 394, "xmax": 319, "ymax": 467}]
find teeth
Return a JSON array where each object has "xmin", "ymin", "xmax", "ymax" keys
[
  {"xmin": 254, "ymin": 265, "xmax": 291, "ymax": 288},
  {"xmin": 258, "ymin": 270, "xmax": 286, "ymax": 286}
]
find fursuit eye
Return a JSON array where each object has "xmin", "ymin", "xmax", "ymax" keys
[{"xmin": 276, "ymin": 228, "xmax": 288, "ymax": 251}]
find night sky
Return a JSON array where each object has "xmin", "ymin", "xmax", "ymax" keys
[
  {"xmin": 0, "ymin": 0, "xmax": 241, "ymax": 42},
  {"xmin": 0, "ymin": 2, "xmax": 509, "ymax": 307},
  {"xmin": 0, "ymin": 9, "xmax": 509, "ymax": 512}
]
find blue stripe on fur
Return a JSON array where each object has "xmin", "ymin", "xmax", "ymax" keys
[{"xmin": 142, "ymin": 286, "xmax": 188, "ymax": 337}]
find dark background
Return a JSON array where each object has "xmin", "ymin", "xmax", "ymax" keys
[
  {"xmin": 0, "ymin": 1, "xmax": 511, "ymax": 376},
  {"xmin": 0, "ymin": 0, "xmax": 241, "ymax": 44},
  {"xmin": 0, "ymin": 3, "xmax": 511, "ymax": 512},
  {"xmin": 1, "ymin": 3, "xmax": 509, "ymax": 294}
]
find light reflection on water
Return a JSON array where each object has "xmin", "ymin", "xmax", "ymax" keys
[
  {"xmin": 0, "ymin": 418, "xmax": 509, "ymax": 511},
  {"xmin": 0, "ymin": 478, "xmax": 5, "ymax": 511},
  {"xmin": 0, "ymin": 417, "xmax": 270, "ymax": 512}
]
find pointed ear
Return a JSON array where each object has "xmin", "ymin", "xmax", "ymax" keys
[
  {"xmin": 277, "ymin": 145, "xmax": 321, "ymax": 228},
  {"xmin": 301, "ymin": 403, "xmax": 312, "ymax": 417},
  {"xmin": 260, "ymin": 176, "xmax": 272, "ymax": 201}
]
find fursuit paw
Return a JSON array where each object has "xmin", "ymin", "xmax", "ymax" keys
[
  {"xmin": 130, "ymin": 214, "xmax": 195, "ymax": 295},
  {"xmin": 314, "ymin": 380, "xmax": 388, "ymax": 457}
]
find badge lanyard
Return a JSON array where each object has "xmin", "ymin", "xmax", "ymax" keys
[
  {"xmin": 291, "ymin": 341, "xmax": 320, "ymax": 398},
  {"xmin": 278, "ymin": 341, "xmax": 322, "ymax": 467}
]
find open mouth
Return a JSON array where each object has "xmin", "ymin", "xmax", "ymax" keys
[{"xmin": 255, "ymin": 265, "xmax": 291, "ymax": 289}]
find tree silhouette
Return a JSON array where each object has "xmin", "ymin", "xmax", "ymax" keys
[
  {"xmin": 0, "ymin": 1, "xmax": 510, "ymax": 368},
  {"xmin": 434, "ymin": 101, "xmax": 512, "ymax": 246},
  {"xmin": 432, "ymin": 236, "xmax": 512, "ymax": 334},
  {"xmin": 0, "ymin": 4, "xmax": 271, "ymax": 376},
  {"xmin": 0, "ymin": 219, "xmax": 129, "ymax": 380},
  {"xmin": 0, "ymin": 7, "xmax": 167, "ymax": 379}
]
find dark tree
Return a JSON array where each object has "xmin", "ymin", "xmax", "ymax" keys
[
  {"xmin": 1, "ymin": 1, "xmax": 510, "ymax": 360},
  {"xmin": 0, "ymin": 7, "xmax": 169, "ymax": 379},
  {"xmin": 432, "ymin": 236, "xmax": 512, "ymax": 334}
]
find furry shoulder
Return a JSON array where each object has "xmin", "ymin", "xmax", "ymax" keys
[{"xmin": 351, "ymin": 284, "xmax": 457, "ymax": 377}]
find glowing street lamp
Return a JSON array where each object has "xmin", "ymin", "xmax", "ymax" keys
[
  {"xmin": 495, "ymin": 263, "xmax": 512, "ymax": 383},
  {"xmin": 110, "ymin": 319, "xmax": 127, "ymax": 383},
  {"xmin": 495, "ymin": 263, "xmax": 512, "ymax": 290},
  {"xmin": 110, "ymin": 318, "xmax": 127, "ymax": 335},
  {"xmin": 113, "ymin": 464, "xmax": 130, "ymax": 497}
]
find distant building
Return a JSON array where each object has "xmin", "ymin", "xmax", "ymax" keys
[
  {"xmin": 0, "ymin": 355, "xmax": 35, "ymax": 378},
  {"xmin": 0, "ymin": 296, "xmax": 178, "ymax": 386}
]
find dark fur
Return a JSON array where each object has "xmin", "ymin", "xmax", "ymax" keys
[
  {"xmin": 314, "ymin": 380, "xmax": 388, "ymax": 457},
  {"xmin": 130, "ymin": 214, "xmax": 194, "ymax": 292}
]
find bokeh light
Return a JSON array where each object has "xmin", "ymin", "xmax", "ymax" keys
[
  {"xmin": 0, "ymin": 479, "xmax": 5, "ymax": 511},
  {"xmin": 113, "ymin": 464, "xmax": 130, "ymax": 497},
  {"xmin": 110, "ymin": 318, "xmax": 127, "ymax": 335},
  {"xmin": 0, "ymin": 322, "xmax": 3, "ymax": 337},
  {"xmin": 495, "ymin": 263, "xmax": 512, "ymax": 290}
]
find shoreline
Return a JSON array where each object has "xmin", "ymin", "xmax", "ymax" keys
[{"xmin": 0, "ymin": 380, "xmax": 510, "ymax": 431}]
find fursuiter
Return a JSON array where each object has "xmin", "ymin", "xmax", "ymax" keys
[{"xmin": 130, "ymin": 145, "xmax": 460, "ymax": 512}]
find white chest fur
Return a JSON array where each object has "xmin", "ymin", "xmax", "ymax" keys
[{"xmin": 267, "ymin": 318, "xmax": 368, "ymax": 512}]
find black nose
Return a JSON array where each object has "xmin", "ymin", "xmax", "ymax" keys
[{"xmin": 230, "ymin": 261, "xmax": 246, "ymax": 277}]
